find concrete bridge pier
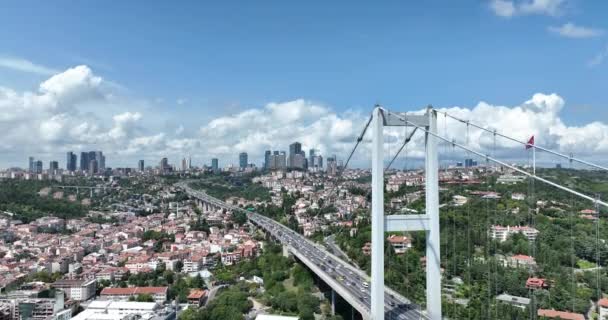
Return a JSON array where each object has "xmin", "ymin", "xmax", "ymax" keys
[
  {"xmin": 282, "ymin": 245, "xmax": 292, "ymax": 258},
  {"xmin": 331, "ymin": 289, "xmax": 336, "ymax": 315}
]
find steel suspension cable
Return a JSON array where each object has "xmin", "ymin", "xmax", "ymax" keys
[
  {"xmin": 435, "ymin": 109, "xmax": 608, "ymax": 172},
  {"xmin": 383, "ymin": 109, "xmax": 608, "ymax": 209}
]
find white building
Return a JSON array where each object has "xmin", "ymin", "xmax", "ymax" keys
[
  {"xmin": 51, "ymin": 279, "xmax": 96, "ymax": 301},
  {"xmin": 599, "ymin": 298, "xmax": 608, "ymax": 320},
  {"xmin": 490, "ymin": 225, "xmax": 539, "ymax": 242},
  {"xmin": 71, "ymin": 301, "xmax": 170, "ymax": 320}
]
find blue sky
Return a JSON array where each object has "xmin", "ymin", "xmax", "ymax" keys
[{"xmin": 1, "ymin": 0, "xmax": 607, "ymax": 168}]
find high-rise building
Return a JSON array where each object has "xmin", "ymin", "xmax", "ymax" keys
[
  {"xmin": 34, "ymin": 160, "xmax": 43, "ymax": 174},
  {"xmin": 89, "ymin": 159, "xmax": 98, "ymax": 175},
  {"xmin": 239, "ymin": 152, "xmax": 248, "ymax": 169},
  {"xmin": 181, "ymin": 158, "xmax": 187, "ymax": 171},
  {"xmin": 327, "ymin": 156, "xmax": 337, "ymax": 176},
  {"xmin": 264, "ymin": 150, "xmax": 272, "ymax": 169},
  {"xmin": 464, "ymin": 158, "xmax": 477, "ymax": 168},
  {"xmin": 80, "ymin": 152, "xmax": 89, "ymax": 171},
  {"xmin": 308, "ymin": 149, "xmax": 316, "ymax": 168},
  {"xmin": 289, "ymin": 142, "xmax": 302, "ymax": 168},
  {"xmin": 28, "ymin": 156, "xmax": 34, "ymax": 172},
  {"xmin": 187, "ymin": 156, "xmax": 192, "ymax": 169},
  {"xmin": 211, "ymin": 158, "xmax": 219, "ymax": 173},
  {"xmin": 138, "ymin": 160, "xmax": 145, "ymax": 172},
  {"xmin": 66, "ymin": 152, "xmax": 77, "ymax": 171},
  {"xmin": 160, "ymin": 158, "xmax": 170, "ymax": 173},
  {"xmin": 49, "ymin": 161, "xmax": 59, "ymax": 174}
]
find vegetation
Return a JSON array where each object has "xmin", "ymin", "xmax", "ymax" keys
[
  {"xmin": 0, "ymin": 180, "xmax": 87, "ymax": 222},
  {"xmin": 189, "ymin": 174, "xmax": 271, "ymax": 202}
]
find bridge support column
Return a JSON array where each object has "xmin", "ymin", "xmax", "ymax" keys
[
  {"xmin": 331, "ymin": 289, "xmax": 336, "ymax": 315},
  {"xmin": 282, "ymin": 245, "xmax": 292, "ymax": 258},
  {"xmin": 370, "ymin": 106, "xmax": 385, "ymax": 319},
  {"xmin": 425, "ymin": 106, "xmax": 442, "ymax": 320}
]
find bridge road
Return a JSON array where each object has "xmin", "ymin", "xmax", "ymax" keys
[{"xmin": 177, "ymin": 182, "xmax": 428, "ymax": 320}]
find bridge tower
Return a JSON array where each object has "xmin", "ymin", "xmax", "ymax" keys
[{"xmin": 370, "ymin": 106, "xmax": 441, "ymax": 319}]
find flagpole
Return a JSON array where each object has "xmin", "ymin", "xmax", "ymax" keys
[{"xmin": 533, "ymin": 145, "xmax": 536, "ymax": 175}]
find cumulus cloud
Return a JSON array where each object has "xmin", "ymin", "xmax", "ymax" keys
[
  {"xmin": 548, "ymin": 23, "xmax": 604, "ymax": 38},
  {"xmin": 2, "ymin": 62, "xmax": 607, "ymax": 169},
  {"xmin": 490, "ymin": 0, "xmax": 566, "ymax": 17}
]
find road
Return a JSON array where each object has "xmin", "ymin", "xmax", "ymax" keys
[{"xmin": 178, "ymin": 181, "xmax": 427, "ymax": 320}]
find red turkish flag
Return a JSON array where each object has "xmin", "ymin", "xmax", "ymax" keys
[{"xmin": 525, "ymin": 135, "xmax": 534, "ymax": 150}]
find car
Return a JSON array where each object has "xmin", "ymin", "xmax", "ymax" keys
[
  {"xmin": 360, "ymin": 287, "xmax": 366, "ymax": 292},
  {"xmin": 362, "ymin": 281, "xmax": 369, "ymax": 288},
  {"xmin": 389, "ymin": 301, "xmax": 395, "ymax": 307}
]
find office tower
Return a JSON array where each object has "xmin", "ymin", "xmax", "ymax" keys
[
  {"xmin": 66, "ymin": 152, "xmax": 77, "ymax": 171},
  {"xmin": 264, "ymin": 150, "xmax": 272, "ymax": 169},
  {"xmin": 80, "ymin": 152, "xmax": 89, "ymax": 171},
  {"xmin": 327, "ymin": 156, "xmax": 337, "ymax": 176},
  {"xmin": 314, "ymin": 154, "xmax": 324, "ymax": 170},
  {"xmin": 34, "ymin": 160, "xmax": 43, "ymax": 174},
  {"xmin": 28, "ymin": 156, "xmax": 34, "ymax": 172},
  {"xmin": 464, "ymin": 159, "xmax": 477, "ymax": 168},
  {"xmin": 100, "ymin": 154, "xmax": 106, "ymax": 170},
  {"xmin": 239, "ymin": 152, "xmax": 248, "ymax": 169},
  {"xmin": 181, "ymin": 157, "xmax": 187, "ymax": 171},
  {"xmin": 211, "ymin": 158, "xmax": 219, "ymax": 173},
  {"xmin": 138, "ymin": 160, "xmax": 145, "ymax": 172},
  {"xmin": 187, "ymin": 156, "xmax": 192, "ymax": 169},
  {"xmin": 289, "ymin": 142, "xmax": 302, "ymax": 168},
  {"xmin": 160, "ymin": 158, "xmax": 169, "ymax": 173},
  {"xmin": 309, "ymin": 149, "xmax": 316, "ymax": 168},
  {"xmin": 89, "ymin": 159, "xmax": 98, "ymax": 175},
  {"xmin": 49, "ymin": 161, "xmax": 59, "ymax": 174},
  {"xmin": 278, "ymin": 151, "xmax": 286, "ymax": 170}
]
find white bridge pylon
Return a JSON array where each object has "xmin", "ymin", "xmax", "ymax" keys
[{"xmin": 371, "ymin": 106, "xmax": 441, "ymax": 320}]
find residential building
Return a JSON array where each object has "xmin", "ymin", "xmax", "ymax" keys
[
  {"xmin": 599, "ymin": 298, "xmax": 608, "ymax": 320},
  {"xmin": 387, "ymin": 235, "xmax": 412, "ymax": 254},
  {"xmin": 495, "ymin": 293, "xmax": 530, "ymax": 310},
  {"xmin": 490, "ymin": 225, "xmax": 539, "ymax": 242},
  {"xmin": 501, "ymin": 254, "xmax": 536, "ymax": 269},
  {"xmin": 187, "ymin": 289, "xmax": 207, "ymax": 307},
  {"xmin": 49, "ymin": 161, "xmax": 59, "ymax": 174},
  {"xmin": 526, "ymin": 277, "xmax": 549, "ymax": 290}
]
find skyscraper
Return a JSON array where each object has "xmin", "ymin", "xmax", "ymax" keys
[
  {"xmin": 89, "ymin": 159, "xmax": 98, "ymax": 175},
  {"xmin": 239, "ymin": 152, "xmax": 248, "ymax": 169},
  {"xmin": 160, "ymin": 158, "xmax": 170, "ymax": 173},
  {"xmin": 289, "ymin": 142, "xmax": 302, "ymax": 168},
  {"xmin": 66, "ymin": 152, "xmax": 77, "ymax": 171},
  {"xmin": 34, "ymin": 160, "xmax": 43, "ymax": 174},
  {"xmin": 138, "ymin": 160, "xmax": 145, "ymax": 172},
  {"xmin": 211, "ymin": 158, "xmax": 219, "ymax": 173},
  {"xmin": 308, "ymin": 149, "xmax": 316, "ymax": 168},
  {"xmin": 80, "ymin": 152, "xmax": 89, "ymax": 171},
  {"xmin": 181, "ymin": 158, "xmax": 187, "ymax": 171},
  {"xmin": 264, "ymin": 150, "xmax": 272, "ymax": 169},
  {"xmin": 49, "ymin": 161, "xmax": 59, "ymax": 174},
  {"xmin": 28, "ymin": 157, "xmax": 34, "ymax": 172}
]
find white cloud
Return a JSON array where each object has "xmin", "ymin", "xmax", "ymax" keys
[
  {"xmin": 548, "ymin": 23, "xmax": 604, "ymax": 38},
  {"xmin": 176, "ymin": 98, "xmax": 187, "ymax": 105},
  {"xmin": 0, "ymin": 56, "xmax": 60, "ymax": 75},
  {"xmin": 1, "ymin": 61, "xmax": 607, "ymax": 169},
  {"xmin": 490, "ymin": 0, "xmax": 516, "ymax": 17},
  {"xmin": 588, "ymin": 44, "xmax": 608, "ymax": 67},
  {"xmin": 490, "ymin": 0, "xmax": 566, "ymax": 17}
]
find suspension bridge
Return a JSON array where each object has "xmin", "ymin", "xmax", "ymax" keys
[{"xmin": 183, "ymin": 105, "xmax": 607, "ymax": 320}]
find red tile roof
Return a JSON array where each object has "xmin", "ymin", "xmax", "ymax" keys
[
  {"xmin": 537, "ymin": 309, "xmax": 584, "ymax": 320},
  {"xmin": 100, "ymin": 286, "xmax": 168, "ymax": 295}
]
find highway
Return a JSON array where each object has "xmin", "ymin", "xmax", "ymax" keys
[{"xmin": 177, "ymin": 182, "xmax": 427, "ymax": 320}]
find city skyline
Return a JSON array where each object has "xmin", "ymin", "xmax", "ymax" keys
[{"xmin": 1, "ymin": 2, "xmax": 608, "ymax": 169}]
